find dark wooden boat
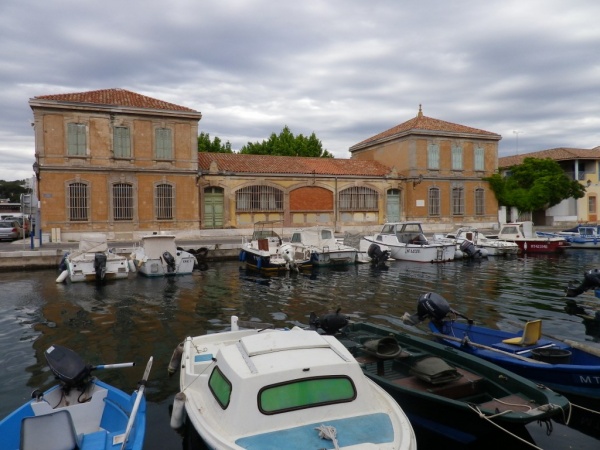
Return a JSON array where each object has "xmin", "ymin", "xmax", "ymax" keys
[{"xmin": 336, "ymin": 321, "xmax": 571, "ymax": 444}]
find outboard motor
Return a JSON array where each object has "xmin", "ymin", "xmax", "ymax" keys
[
  {"xmin": 459, "ymin": 240, "xmax": 481, "ymax": 259},
  {"xmin": 309, "ymin": 309, "xmax": 348, "ymax": 335},
  {"xmin": 94, "ymin": 252, "xmax": 107, "ymax": 281},
  {"xmin": 566, "ymin": 269, "xmax": 600, "ymax": 297},
  {"xmin": 163, "ymin": 251, "xmax": 176, "ymax": 273},
  {"xmin": 403, "ymin": 292, "xmax": 472, "ymax": 327},
  {"xmin": 45, "ymin": 345, "xmax": 92, "ymax": 391},
  {"xmin": 367, "ymin": 243, "xmax": 390, "ymax": 267}
]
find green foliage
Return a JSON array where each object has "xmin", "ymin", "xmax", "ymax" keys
[
  {"xmin": 485, "ymin": 157, "xmax": 586, "ymax": 213},
  {"xmin": 239, "ymin": 126, "xmax": 333, "ymax": 158},
  {"xmin": 0, "ymin": 180, "xmax": 28, "ymax": 202},
  {"xmin": 198, "ymin": 132, "xmax": 233, "ymax": 153}
]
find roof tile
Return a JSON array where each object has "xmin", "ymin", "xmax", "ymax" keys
[{"xmin": 499, "ymin": 147, "xmax": 600, "ymax": 168}]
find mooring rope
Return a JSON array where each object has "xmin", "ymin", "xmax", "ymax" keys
[{"xmin": 315, "ymin": 424, "xmax": 340, "ymax": 450}]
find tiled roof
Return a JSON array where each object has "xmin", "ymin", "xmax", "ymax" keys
[
  {"xmin": 199, "ymin": 153, "xmax": 392, "ymax": 176},
  {"xmin": 499, "ymin": 147, "xmax": 600, "ymax": 168},
  {"xmin": 32, "ymin": 88, "xmax": 198, "ymax": 113},
  {"xmin": 350, "ymin": 106, "xmax": 500, "ymax": 151}
]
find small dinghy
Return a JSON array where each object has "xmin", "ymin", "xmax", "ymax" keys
[
  {"xmin": 169, "ymin": 316, "xmax": 417, "ymax": 449},
  {"xmin": 0, "ymin": 345, "xmax": 152, "ymax": 450}
]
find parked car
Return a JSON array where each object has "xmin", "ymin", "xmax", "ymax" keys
[
  {"xmin": 5, "ymin": 216, "xmax": 30, "ymax": 237},
  {"xmin": 0, "ymin": 220, "xmax": 23, "ymax": 241}
]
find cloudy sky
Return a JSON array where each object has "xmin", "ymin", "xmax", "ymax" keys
[{"xmin": 2, "ymin": 0, "xmax": 600, "ymax": 181}]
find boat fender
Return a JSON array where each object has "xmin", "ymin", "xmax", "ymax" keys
[
  {"xmin": 127, "ymin": 259, "xmax": 136, "ymax": 273},
  {"xmin": 170, "ymin": 392, "xmax": 187, "ymax": 429},
  {"xmin": 257, "ymin": 256, "xmax": 262, "ymax": 269},
  {"xmin": 239, "ymin": 250, "xmax": 246, "ymax": 262},
  {"xmin": 168, "ymin": 342, "xmax": 184, "ymax": 376},
  {"xmin": 55, "ymin": 270, "xmax": 68, "ymax": 283}
]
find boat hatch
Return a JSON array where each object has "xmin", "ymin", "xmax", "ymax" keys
[{"xmin": 240, "ymin": 331, "xmax": 331, "ymax": 357}]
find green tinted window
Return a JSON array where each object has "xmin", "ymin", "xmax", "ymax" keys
[
  {"xmin": 259, "ymin": 377, "xmax": 355, "ymax": 414},
  {"xmin": 209, "ymin": 367, "xmax": 232, "ymax": 409}
]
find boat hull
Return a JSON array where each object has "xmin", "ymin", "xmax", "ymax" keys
[
  {"xmin": 512, "ymin": 239, "xmax": 569, "ymax": 254},
  {"xmin": 363, "ymin": 236, "xmax": 455, "ymax": 262},
  {"xmin": 239, "ymin": 247, "xmax": 312, "ymax": 273},
  {"xmin": 430, "ymin": 320, "xmax": 600, "ymax": 399},
  {"xmin": 135, "ymin": 256, "xmax": 196, "ymax": 276},
  {"xmin": 0, "ymin": 379, "xmax": 145, "ymax": 450}
]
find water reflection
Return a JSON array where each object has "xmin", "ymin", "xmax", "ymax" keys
[{"xmin": 1, "ymin": 253, "xmax": 600, "ymax": 448}]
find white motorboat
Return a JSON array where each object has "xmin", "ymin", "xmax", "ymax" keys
[
  {"xmin": 289, "ymin": 226, "xmax": 358, "ymax": 266},
  {"xmin": 497, "ymin": 221, "xmax": 569, "ymax": 254},
  {"xmin": 56, "ymin": 233, "xmax": 130, "ymax": 283},
  {"xmin": 453, "ymin": 227, "xmax": 519, "ymax": 256},
  {"xmin": 169, "ymin": 317, "xmax": 417, "ymax": 450},
  {"xmin": 239, "ymin": 220, "xmax": 312, "ymax": 273},
  {"xmin": 130, "ymin": 234, "xmax": 197, "ymax": 276},
  {"xmin": 361, "ymin": 222, "xmax": 455, "ymax": 263}
]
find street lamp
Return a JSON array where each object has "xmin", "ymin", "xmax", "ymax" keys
[{"xmin": 513, "ymin": 130, "xmax": 523, "ymax": 155}]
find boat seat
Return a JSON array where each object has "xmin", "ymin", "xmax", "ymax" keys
[
  {"xmin": 21, "ymin": 410, "xmax": 79, "ymax": 450},
  {"xmin": 502, "ymin": 320, "xmax": 542, "ymax": 346}
]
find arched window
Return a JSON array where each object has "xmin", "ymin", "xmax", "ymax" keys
[
  {"xmin": 67, "ymin": 182, "xmax": 89, "ymax": 221},
  {"xmin": 113, "ymin": 183, "xmax": 133, "ymax": 220},
  {"xmin": 236, "ymin": 185, "xmax": 283, "ymax": 211},
  {"xmin": 155, "ymin": 183, "xmax": 174, "ymax": 220},
  {"xmin": 339, "ymin": 187, "xmax": 378, "ymax": 210}
]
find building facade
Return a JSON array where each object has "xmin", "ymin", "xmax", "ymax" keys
[{"xmin": 29, "ymin": 89, "xmax": 202, "ymax": 241}]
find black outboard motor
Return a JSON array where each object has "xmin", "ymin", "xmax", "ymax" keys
[
  {"xmin": 403, "ymin": 292, "xmax": 472, "ymax": 327},
  {"xmin": 45, "ymin": 345, "xmax": 92, "ymax": 391},
  {"xmin": 459, "ymin": 240, "xmax": 481, "ymax": 259},
  {"xmin": 566, "ymin": 269, "xmax": 600, "ymax": 297},
  {"xmin": 367, "ymin": 243, "xmax": 390, "ymax": 267},
  {"xmin": 163, "ymin": 251, "xmax": 176, "ymax": 273},
  {"xmin": 94, "ymin": 253, "xmax": 107, "ymax": 281},
  {"xmin": 309, "ymin": 309, "xmax": 349, "ymax": 335}
]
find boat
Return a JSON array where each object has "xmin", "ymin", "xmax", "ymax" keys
[
  {"xmin": 496, "ymin": 221, "xmax": 569, "ymax": 254},
  {"xmin": 289, "ymin": 226, "xmax": 358, "ymax": 266},
  {"xmin": 0, "ymin": 344, "xmax": 152, "ymax": 450},
  {"xmin": 239, "ymin": 220, "xmax": 313, "ymax": 273},
  {"xmin": 411, "ymin": 291, "xmax": 600, "ymax": 399},
  {"xmin": 130, "ymin": 233, "xmax": 197, "ymax": 276},
  {"xmin": 56, "ymin": 233, "xmax": 130, "ymax": 283},
  {"xmin": 537, "ymin": 224, "xmax": 600, "ymax": 249},
  {"xmin": 452, "ymin": 227, "xmax": 519, "ymax": 256},
  {"xmin": 360, "ymin": 222, "xmax": 456, "ymax": 263},
  {"xmin": 310, "ymin": 312, "xmax": 571, "ymax": 444},
  {"xmin": 169, "ymin": 316, "xmax": 417, "ymax": 449}
]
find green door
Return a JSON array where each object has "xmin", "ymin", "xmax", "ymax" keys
[
  {"xmin": 204, "ymin": 187, "xmax": 224, "ymax": 228},
  {"xmin": 386, "ymin": 189, "xmax": 401, "ymax": 222}
]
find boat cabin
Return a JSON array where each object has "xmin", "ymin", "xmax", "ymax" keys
[
  {"xmin": 379, "ymin": 222, "xmax": 428, "ymax": 245},
  {"xmin": 498, "ymin": 221, "xmax": 534, "ymax": 239}
]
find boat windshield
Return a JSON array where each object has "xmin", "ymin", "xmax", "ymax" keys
[{"xmin": 258, "ymin": 376, "xmax": 356, "ymax": 414}]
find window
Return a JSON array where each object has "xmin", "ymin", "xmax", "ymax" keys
[
  {"xmin": 67, "ymin": 182, "xmax": 89, "ymax": 221},
  {"xmin": 339, "ymin": 187, "xmax": 378, "ymax": 210},
  {"xmin": 259, "ymin": 377, "xmax": 356, "ymax": 414},
  {"xmin": 67, "ymin": 123, "xmax": 86, "ymax": 156},
  {"xmin": 474, "ymin": 146, "xmax": 485, "ymax": 171},
  {"xmin": 114, "ymin": 126, "xmax": 131, "ymax": 158},
  {"xmin": 155, "ymin": 184, "xmax": 174, "ymax": 220},
  {"xmin": 428, "ymin": 187, "xmax": 440, "ymax": 216},
  {"xmin": 113, "ymin": 183, "xmax": 133, "ymax": 220},
  {"xmin": 236, "ymin": 185, "xmax": 283, "ymax": 211},
  {"xmin": 589, "ymin": 196, "xmax": 597, "ymax": 215},
  {"xmin": 452, "ymin": 187, "xmax": 464, "ymax": 215},
  {"xmin": 155, "ymin": 128, "xmax": 173, "ymax": 159},
  {"xmin": 209, "ymin": 367, "xmax": 232, "ymax": 409},
  {"xmin": 451, "ymin": 144, "xmax": 463, "ymax": 170},
  {"xmin": 427, "ymin": 143, "xmax": 439, "ymax": 170},
  {"xmin": 475, "ymin": 188, "xmax": 485, "ymax": 216}
]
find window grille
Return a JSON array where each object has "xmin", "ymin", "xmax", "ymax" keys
[
  {"xmin": 155, "ymin": 128, "xmax": 173, "ymax": 159},
  {"xmin": 474, "ymin": 146, "xmax": 484, "ymax": 171},
  {"xmin": 427, "ymin": 143, "xmax": 439, "ymax": 170},
  {"xmin": 452, "ymin": 187, "xmax": 464, "ymax": 215},
  {"xmin": 114, "ymin": 126, "xmax": 131, "ymax": 158},
  {"xmin": 338, "ymin": 187, "xmax": 378, "ymax": 210},
  {"xmin": 236, "ymin": 185, "xmax": 283, "ymax": 211},
  {"xmin": 475, "ymin": 188, "xmax": 485, "ymax": 215},
  {"xmin": 113, "ymin": 183, "xmax": 133, "ymax": 220},
  {"xmin": 68, "ymin": 182, "xmax": 89, "ymax": 221},
  {"xmin": 67, "ymin": 123, "xmax": 86, "ymax": 156},
  {"xmin": 451, "ymin": 144, "xmax": 463, "ymax": 170},
  {"xmin": 156, "ymin": 184, "xmax": 173, "ymax": 219},
  {"xmin": 428, "ymin": 188, "xmax": 440, "ymax": 216}
]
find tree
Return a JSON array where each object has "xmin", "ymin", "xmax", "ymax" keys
[
  {"xmin": 239, "ymin": 126, "xmax": 333, "ymax": 157},
  {"xmin": 0, "ymin": 180, "xmax": 28, "ymax": 202},
  {"xmin": 484, "ymin": 157, "xmax": 586, "ymax": 213},
  {"xmin": 197, "ymin": 132, "xmax": 233, "ymax": 153}
]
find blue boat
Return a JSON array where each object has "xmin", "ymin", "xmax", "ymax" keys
[
  {"xmin": 404, "ymin": 292, "xmax": 600, "ymax": 399},
  {"xmin": 537, "ymin": 224, "xmax": 600, "ymax": 249},
  {"xmin": 0, "ymin": 345, "xmax": 151, "ymax": 450}
]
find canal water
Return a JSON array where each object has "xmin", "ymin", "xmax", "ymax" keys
[{"xmin": 2, "ymin": 250, "xmax": 600, "ymax": 449}]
